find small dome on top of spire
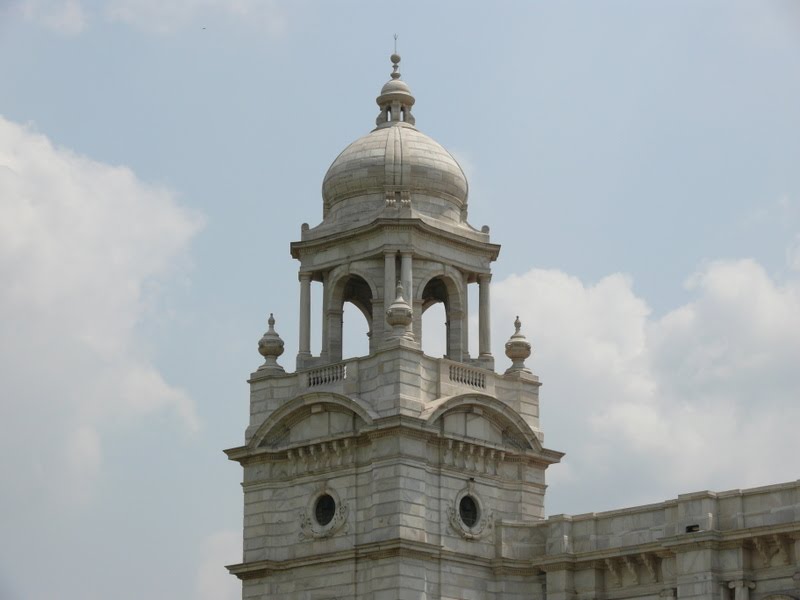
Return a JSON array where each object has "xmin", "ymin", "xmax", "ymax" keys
[{"xmin": 376, "ymin": 53, "xmax": 415, "ymax": 127}]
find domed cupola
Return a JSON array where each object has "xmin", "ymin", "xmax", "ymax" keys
[{"xmin": 321, "ymin": 53, "xmax": 469, "ymax": 228}]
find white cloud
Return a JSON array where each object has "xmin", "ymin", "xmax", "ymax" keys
[
  {"xmin": 17, "ymin": 0, "xmax": 86, "ymax": 34},
  {"xmin": 195, "ymin": 530, "xmax": 241, "ymax": 600},
  {"xmin": 0, "ymin": 115, "xmax": 203, "ymax": 507},
  {"xmin": 492, "ymin": 258, "xmax": 800, "ymax": 514},
  {"xmin": 104, "ymin": 0, "xmax": 288, "ymax": 35}
]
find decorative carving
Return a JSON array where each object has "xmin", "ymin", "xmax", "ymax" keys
[
  {"xmin": 442, "ymin": 438, "xmax": 505, "ymax": 475},
  {"xmin": 447, "ymin": 481, "xmax": 493, "ymax": 541},
  {"xmin": 622, "ymin": 555, "xmax": 639, "ymax": 585},
  {"xmin": 299, "ymin": 487, "xmax": 349, "ymax": 540},
  {"xmin": 384, "ymin": 187, "xmax": 411, "ymax": 207},
  {"xmin": 286, "ymin": 437, "xmax": 356, "ymax": 477},
  {"xmin": 753, "ymin": 536, "xmax": 779, "ymax": 567},
  {"xmin": 640, "ymin": 552, "xmax": 658, "ymax": 583},
  {"xmin": 773, "ymin": 534, "xmax": 791, "ymax": 566},
  {"xmin": 605, "ymin": 558, "xmax": 622, "ymax": 587}
]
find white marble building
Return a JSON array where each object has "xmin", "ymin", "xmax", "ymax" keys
[{"xmin": 224, "ymin": 54, "xmax": 800, "ymax": 600}]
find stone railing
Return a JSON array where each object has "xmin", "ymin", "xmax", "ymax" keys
[
  {"xmin": 448, "ymin": 364, "xmax": 486, "ymax": 389},
  {"xmin": 305, "ymin": 363, "xmax": 347, "ymax": 387}
]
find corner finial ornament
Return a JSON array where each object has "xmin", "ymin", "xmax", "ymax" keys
[
  {"xmin": 504, "ymin": 315, "xmax": 532, "ymax": 374},
  {"xmin": 257, "ymin": 312, "xmax": 285, "ymax": 374},
  {"xmin": 386, "ymin": 282, "xmax": 414, "ymax": 341}
]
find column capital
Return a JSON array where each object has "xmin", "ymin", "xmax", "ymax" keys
[
  {"xmin": 298, "ymin": 271, "xmax": 313, "ymax": 282},
  {"xmin": 478, "ymin": 272, "xmax": 492, "ymax": 283}
]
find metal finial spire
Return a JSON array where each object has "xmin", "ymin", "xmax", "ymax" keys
[
  {"xmin": 514, "ymin": 316, "xmax": 521, "ymax": 334},
  {"xmin": 390, "ymin": 35, "xmax": 401, "ymax": 79}
]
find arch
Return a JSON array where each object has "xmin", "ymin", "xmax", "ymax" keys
[
  {"xmin": 249, "ymin": 391, "xmax": 378, "ymax": 450},
  {"xmin": 414, "ymin": 265, "xmax": 465, "ymax": 303},
  {"xmin": 325, "ymin": 267, "xmax": 378, "ymax": 361},
  {"xmin": 416, "ymin": 268, "xmax": 467, "ymax": 361},
  {"xmin": 422, "ymin": 393, "xmax": 543, "ymax": 452}
]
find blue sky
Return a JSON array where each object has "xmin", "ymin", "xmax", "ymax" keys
[{"xmin": 1, "ymin": 2, "xmax": 799, "ymax": 599}]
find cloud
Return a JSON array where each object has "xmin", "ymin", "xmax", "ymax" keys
[
  {"xmin": 492, "ymin": 258, "xmax": 800, "ymax": 513},
  {"xmin": 16, "ymin": 0, "xmax": 87, "ymax": 34},
  {"xmin": 0, "ymin": 115, "xmax": 203, "ymax": 507},
  {"xmin": 195, "ymin": 530, "xmax": 241, "ymax": 600},
  {"xmin": 104, "ymin": 0, "xmax": 288, "ymax": 35}
]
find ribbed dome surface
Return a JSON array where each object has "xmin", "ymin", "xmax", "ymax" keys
[{"xmin": 321, "ymin": 124, "xmax": 468, "ymax": 222}]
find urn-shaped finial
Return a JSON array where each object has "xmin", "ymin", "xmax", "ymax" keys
[
  {"xmin": 504, "ymin": 315, "xmax": 532, "ymax": 374},
  {"xmin": 386, "ymin": 282, "xmax": 414, "ymax": 341},
  {"xmin": 257, "ymin": 313, "xmax": 285, "ymax": 373}
]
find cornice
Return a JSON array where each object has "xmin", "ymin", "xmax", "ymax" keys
[
  {"xmin": 290, "ymin": 217, "xmax": 500, "ymax": 263},
  {"xmin": 229, "ymin": 538, "xmax": 486, "ymax": 580},
  {"xmin": 524, "ymin": 521, "xmax": 800, "ymax": 572}
]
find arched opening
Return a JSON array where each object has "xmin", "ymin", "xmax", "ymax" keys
[
  {"xmin": 421, "ymin": 276, "xmax": 464, "ymax": 360},
  {"xmin": 328, "ymin": 274, "xmax": 373, "ymax": 362}
]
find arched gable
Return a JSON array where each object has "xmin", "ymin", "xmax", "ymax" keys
[
  {"xmin": 249, "ymin": 392, "xmax": 377, "ymax": 450},
  {"xmin": 422, "ymin": 393, "xmax": 542, "ymax": 452}
]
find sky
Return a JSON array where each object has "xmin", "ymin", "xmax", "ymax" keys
[{"xmin": 1, "ymin": 1, "xmax": 799, "ymax": 599}]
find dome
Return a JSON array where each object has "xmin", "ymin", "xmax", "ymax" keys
[
  {"xmin": 322, "ymin": 125, "xmax": 469, "ymax": 223},
  {"xmin": 320, "ymin": 54, "xmax": 469, "ymax": 227},
  {"xmin": 379, "ymin": 78, "xmax": 412, "ymax": 96}
]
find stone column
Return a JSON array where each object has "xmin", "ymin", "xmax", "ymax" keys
[
  {"xmin": 462, "ymin": 273, "xmax": 470, "ymax": 359},
  {"xmin": 401, "ymin": 253, "xmax": 413, "ymax": 300},
  {"xmin": 401, "ymin": 253, "xmax": 418, "ymax": 342},
  {"xmin": 478, "ymin": 273, "xmax": 492, "ymax": 357},
  {"xmin": 320, "ymin": 273, "xmax": 329, "ymax": 361},
  {"xmin": 298, "ymin": 273, "xmax": 312, "ymax": 361},
  {"xmin": 728, "ymin": 580, "xmax": 755, "ymax": 600},
  {"xmin": 384, "ymin": 252, "xmax": 396, "ymax": 340}
]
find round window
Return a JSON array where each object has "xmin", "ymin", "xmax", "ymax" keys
[
  {"xmin": 459, "ymin": 495, "xmax": 479, "ymax": 528},
  {"xmin": 314, "ymin": 493, "xmax": 336, "ymax": 526}
]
